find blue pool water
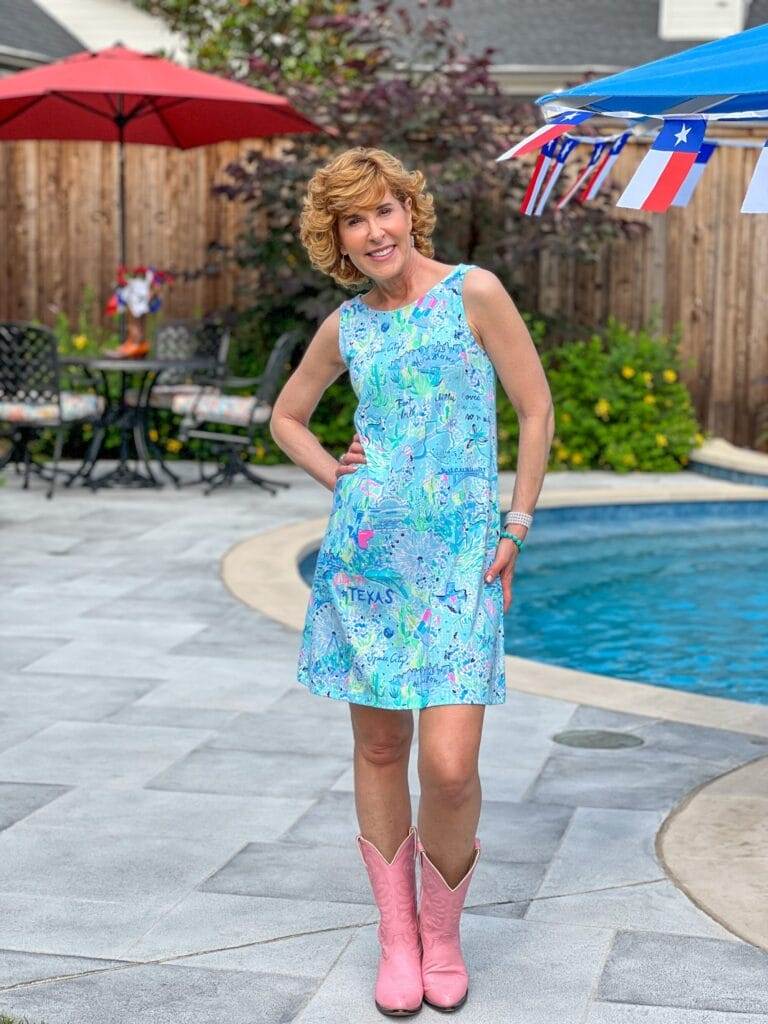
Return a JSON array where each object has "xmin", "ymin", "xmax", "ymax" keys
[{"xmin": 298, "ymin": 501, "xmax": 768, "ymax": 705}]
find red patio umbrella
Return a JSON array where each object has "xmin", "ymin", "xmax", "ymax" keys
[{"xmin": 0, "ymin": 44, "xmax": 322, "ymax": 265}]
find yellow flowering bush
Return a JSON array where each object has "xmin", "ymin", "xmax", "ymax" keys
[
  {"xmin": 497, "ymin": 318, "xmax": 703, "ymax": 472},
  {"xmin": 594, "ymin": 398, "xmax": 611, "ymax": 419}
]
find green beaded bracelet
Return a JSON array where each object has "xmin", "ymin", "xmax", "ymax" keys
[{"xmin": 500, "ymin": 530, "xmax": 525, "ymax": 551}]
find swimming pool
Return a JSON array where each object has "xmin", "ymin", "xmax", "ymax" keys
[{"xmin": 298, "ymin": 500, "xmax": 768, "ymax": 705}]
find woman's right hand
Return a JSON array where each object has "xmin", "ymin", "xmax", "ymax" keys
[{"xmin": 334, "ymin": 432, "xmax": 367, "ymax": 483}]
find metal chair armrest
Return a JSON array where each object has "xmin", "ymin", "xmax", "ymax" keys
[{"xmin": 195, "ymin": 373, "xmax": 264, "ymax": 390}]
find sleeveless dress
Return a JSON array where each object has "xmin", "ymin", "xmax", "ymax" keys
[{"xmin": 296, "ymin": 263, "xmax": 506, "ymax": 710}]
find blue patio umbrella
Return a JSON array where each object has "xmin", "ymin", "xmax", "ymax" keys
[{"xmin": 536, "ymin": 22, "xmax": 768, "ymax": 122}]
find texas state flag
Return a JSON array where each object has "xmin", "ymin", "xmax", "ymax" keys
[
  {"xmin": 741, "ymin": 140, "xmax": 768, "ymax": 214},
  {"xmin": 520, "ymin": 139, "xmax": 558, "ymax": 215},
  {"xmin": 617, "ymin": 119, "xmax": 707, "ymax": 212},
  {"xmin": 556, "ymin": 141, "xmax": 606, "ymax": 210},
  {"xmin": 580, "ymin": 132, "xmax": 630, "ymax": 202},
  {"xmin": 534, "ymin": 136, "xmax": 580, "ymax": 215},
  {"xmin": 497, "ymin": 110, "xmax": 593, "ymax": 162}
]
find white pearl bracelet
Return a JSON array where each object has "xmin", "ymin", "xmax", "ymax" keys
[{"xmin": 504, "ymin": 510, "xmax": 533, "ymax": 529}]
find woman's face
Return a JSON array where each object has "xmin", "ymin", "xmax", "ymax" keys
[{"xmin": 337, "ymin": 190, "xmax": 413, "ymax": 281}]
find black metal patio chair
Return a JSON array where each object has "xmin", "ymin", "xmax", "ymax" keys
[
  {"xmin": 171, "ymin": 328, "xmax": 304, "ymax": 495},
  {"xmin": 123, "ymin": 317, "xmax": 231, "ymax": 485},
  {"xmin": 0, "ymin": 322, "xmax": 104, "ymax": 498}
]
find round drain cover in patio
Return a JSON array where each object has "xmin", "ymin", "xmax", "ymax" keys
[{"xmin": 552, "ymin": 729, "xmax": 645, "ymax": 749}]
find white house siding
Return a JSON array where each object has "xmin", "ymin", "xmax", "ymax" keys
[{"xmin": 34, "ymin": 0, "xmax": 185, "ymax": 59}]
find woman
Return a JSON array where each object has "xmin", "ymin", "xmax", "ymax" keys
[{"xmin": 269, "ymin": 148, "xmax": 554, "ymax": 1016}]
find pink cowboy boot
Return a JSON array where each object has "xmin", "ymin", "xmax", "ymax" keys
[
  {"xmin": 356, "ymin": 824, "xmax": 424, "ymax": 1016},
  {"xmin": 416, "ymin": 834, "xmax": 481, "ymax": 1012}
]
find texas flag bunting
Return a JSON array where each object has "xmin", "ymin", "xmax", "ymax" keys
[
  {"xmin": 671, "ymin": 142, "xmax": 716, "ymax": 207},
  {"xmin": 534, "ymin": 137, "xmax": 580, "ymax": 215},
  {"xmin": 580, "ymin": 133, "xmax": 630, "ymax": 202},
  {"xmin": 556, "ymin": 141, "xmax": 606, "ymax": 210},
  {"xmin": 617, "ymin": 119, "xmax": 707, "ymax": 212},
  {"xmin": 520, "ymin": 139, "xmax": 558, "ymax": 215},
  {"xmin": 741, "ymin": 140, "xmax": 768, "ymax": 214},
  {"xmin": 497, "ymin": 110, "xmax": 593, "ymax": 162}
]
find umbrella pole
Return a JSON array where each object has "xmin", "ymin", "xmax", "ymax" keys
[
  {"xmin": 118, "ymin": 134, "xmax": 126, "ymax": 342},
  {"xmin": 118, "ymin": 120, "xmax": 127, "ymax": 341},
  {"xmin": 119, "ymin": 137, "xmax": 127, "ymax": 269}
]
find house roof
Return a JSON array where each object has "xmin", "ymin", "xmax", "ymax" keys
[
  {"xmin": 400, "ymin": 0, "xmax": 768, "ymax": 70},
  {"xmin": 0, "ymin": 0, "xmax": 83, "ymax": 68}
]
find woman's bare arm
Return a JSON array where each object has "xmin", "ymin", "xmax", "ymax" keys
[
  {"xmin": 463, "ymin": 268, "xmax": 555, "ymax": 519},
  {"xmin": 269, "ymin": 308, "xmax": 349, "ymax": 492}
]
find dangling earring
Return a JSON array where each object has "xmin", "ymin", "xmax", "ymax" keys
[{"xmin": 410, "ymin": 234, "xmax": 415, "ymax": 248}]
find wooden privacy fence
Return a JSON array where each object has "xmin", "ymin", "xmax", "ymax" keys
[{"xmin": 1, "ymin": 135, "xmax": 767, "ymax": 446}]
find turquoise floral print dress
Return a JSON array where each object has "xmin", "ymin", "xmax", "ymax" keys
[{"xmin": 297, "ymin": 263, "xmax": 506, "ymax": 709}]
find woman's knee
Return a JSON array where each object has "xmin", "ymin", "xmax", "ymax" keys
[
  {"xmin": 418, "ymin": 754, "xmax": 479, "ymax": 806},
  {"xmin": 351, "ymin": 707, "xmax": 413, "ymax": 767}
]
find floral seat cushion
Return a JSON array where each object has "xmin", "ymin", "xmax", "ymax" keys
[
  {"xmin": 0, "ymin": 391, "xmax": 104, "ymax": 426},
  {"xmin": 124, "ymin": 384, "xmax": 220, "ymax": 410},
  {"xmin": 170, "ymin": 393, "xmax": 271, "ymax": 427}
]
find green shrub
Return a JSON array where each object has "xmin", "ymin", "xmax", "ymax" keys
[{"xmin": 497, "ymin": 318, "xmax": 703, "ymax": 473}]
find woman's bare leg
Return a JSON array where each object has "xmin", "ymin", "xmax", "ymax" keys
[
  {"xmin": 416, "ymin": 705, "xmax": 485, "ymax": 886},
  {"xmin": 349, "ymin": 703, "xmax": 415, "ymax": 860}
]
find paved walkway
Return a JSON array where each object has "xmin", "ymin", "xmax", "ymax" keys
[{"xmin": 0, "ymin": 462, "xmax": 767, "ymax": 1023}]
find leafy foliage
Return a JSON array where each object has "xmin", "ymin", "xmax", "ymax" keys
[{"xmin": 497, "ymin": 319, "xmax": 704, "ymax": 472}]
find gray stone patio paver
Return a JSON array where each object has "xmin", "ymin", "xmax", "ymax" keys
[
  {"xmin": 1, "ymin": 672, "xmax": 156, "ymax": 720},
  {"xmin": 0, "ymin": 720, "xmax": 217, "ymax": 786},
  {"xmin": 586, "ymin": 1005, "xmax": 768, "ymax": 1023},
  {"xmin": 535, "ymin": 806, "xmax": 667, "ymax": 894},
  {"xmin": 17, "ymin": 785, "xmax": 314, "ymax": 843},
  {"xmin": 0, "ymin": 948, "xmax": 127, "ymax": 989},
  {"xmin": 567, "ymin": 705, "xmax": 768, "ymax": 768},
  {"xmin": 598, "ymin": 931, "xmax": 768, "ymax": 1013},
  {"xmin": 526, "ymin": 878, "xmax": 739, "ymax": 941},
  {"xmin": 0, "ymin": 714, "xmax": 57, "ymax": 755},
  {"xmin": 0, "ymin": 780, "xmax": 70, "ymax": 831},
  {"xmin": 0, "ymin": 636, "xmax": 73, "ymax": 672},
  {"xmin": 526, "ymin": 749, "xmax": 731, "ymax": 810},
  {"xmin": 0, "ymin": 958, "xmax": 315, "ymax": 1024},
  {"xmin": 0, "ymin": 824, "xmax": 247, "ymax": 900},
  {"xmin": 0, "ymin": 894, "xmax": 184, "ymax": 959},
  {"xmin": 147, "ymin": 746, "xmax": 349, "ymax": 800},
  {"xmin": 106, "ymin": 704, "xmax": 240, "ymax": 730},
  {"xmin": 121, "ymin": 891, "xmax": 373, "ymax": 961},
  {"xmin": 182, "ymin": 929, "xmax": 357, "ymax": 980}
]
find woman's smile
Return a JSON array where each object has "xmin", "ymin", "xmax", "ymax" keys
[{"xmin": 366, "ymin": 244, "xmax": 397, "ymax": 262}]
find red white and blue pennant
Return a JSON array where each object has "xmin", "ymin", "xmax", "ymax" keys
[
  {"xmin": 497, "ymin": 110, "xmax": 593, "ymax": 162},
  {"xmin": 616, "ymin": 119, "xmax": 707, "ymax": 212},
  {"xmin": 519, "ymin": 139, "xmax": 558, "ymax": 215}
]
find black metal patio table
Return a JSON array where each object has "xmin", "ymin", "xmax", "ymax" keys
[{"xmin": 60, "ymin": 356, "xmax": 217, "ymax": 489}]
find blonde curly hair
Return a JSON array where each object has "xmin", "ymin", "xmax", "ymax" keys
[{"xmin": 299, "ymin": 147, "xmax": 436, "ymax": 288}]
